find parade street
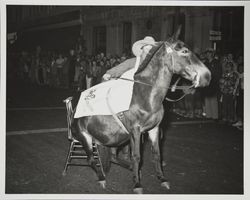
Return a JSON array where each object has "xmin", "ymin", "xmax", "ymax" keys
[{"xmin": 5, "ymin": 84, "xmax": 243, "ymax": 194}]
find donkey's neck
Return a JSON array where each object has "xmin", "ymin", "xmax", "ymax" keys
[{"xmin": 133, "ymin": 58, "xmax": 173, "ymax": 111}]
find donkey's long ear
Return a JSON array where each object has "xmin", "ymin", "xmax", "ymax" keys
[
  {"xmin": 168, "ymin": 25, "xmax": 182, "ymax": 43},
  {"xmin": 173, "ymin": 24, "xmax": 182, "ymax": 40}
]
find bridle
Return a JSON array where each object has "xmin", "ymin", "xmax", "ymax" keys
[{"xmin": 117, "ymin": 42, "xmax": 196, "ymax": 102}]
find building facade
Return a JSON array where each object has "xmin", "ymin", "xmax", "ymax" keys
[{"xmin": 7, "ymin": 5, "xmax": 244, "ymax": 56}]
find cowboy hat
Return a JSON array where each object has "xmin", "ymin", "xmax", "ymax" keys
[{"xmin": 132, "ymin": 36, "xmax": 156, "ymax": 57}]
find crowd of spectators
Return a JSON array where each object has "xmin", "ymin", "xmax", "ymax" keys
[
  {"xmin": 8, "ymin": 43, "xmax": 243, "ymax": 130},
  {"xmin": 8, "ymin": 45, "xmax": 130, "ymax": 91}
]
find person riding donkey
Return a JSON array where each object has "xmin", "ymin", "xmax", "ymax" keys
[{"xmin": 102, "ymin": 36, "xmax": 158, "ymax": 162}]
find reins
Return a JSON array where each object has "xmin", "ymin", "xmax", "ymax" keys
[
  {"xmin": 117, "ymin": 76, "xmax": 196, "ymax": 103},
  {"xmin": 118, "ymin": 76, "xmax": 192, "ymax": 91}
]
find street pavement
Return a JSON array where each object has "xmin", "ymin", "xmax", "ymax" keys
[
  {"xmin": 5, "ymin": 83, "xmax": 244, "ymax": 194},
  {"xmin": 6, "ymin": 123, "xmax": 243, "ymax": 194}
]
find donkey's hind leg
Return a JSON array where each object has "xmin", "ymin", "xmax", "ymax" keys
[
  {"xmin": 77, "ymin": 130, "xmax": 106, "ymax": 189},
  {"xmin": 148, "ymin": 126, "xmax": 170, "ymax": 190}
]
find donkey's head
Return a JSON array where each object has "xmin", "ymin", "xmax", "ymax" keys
[{"xmin": 164, "ymin": 26, "xmax": 211, "ymax": 88}]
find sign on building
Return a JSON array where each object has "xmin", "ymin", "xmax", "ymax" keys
[{"xmin": 209, "ymin": 30, "xmax": 222, "ymax": 41}]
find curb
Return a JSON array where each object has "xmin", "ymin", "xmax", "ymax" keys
[{"xmin": 6, "ymin": 128, "xmax": 67, "ymax": 136}]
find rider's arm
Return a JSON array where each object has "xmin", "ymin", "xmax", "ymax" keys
[{"xmin": 103, "ymin": 57, "xmax": 136, "ymax": 80}]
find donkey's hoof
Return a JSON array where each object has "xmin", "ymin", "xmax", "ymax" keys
[
  {"xmin": 62, "ymin": 171, "xmax": 67, "ymax": 176},
  {"xmin": 98, "ymin": 180, "xmax": 106, "ymax": 189},
  {"xmin": 133, "ymin": 187, "xmax": 143, "ymax": 194},
  {"xmin": 161, "ymin": 181, "xmax": 170, "ymax": 190}
]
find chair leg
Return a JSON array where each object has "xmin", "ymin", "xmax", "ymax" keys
[
  {"xmin": 62, "ymin": 140, "xmax": 103, "ymax": 176},
  {"xmin": 62, "ymin": 141, "xmax": 74, "ymax": 176}
]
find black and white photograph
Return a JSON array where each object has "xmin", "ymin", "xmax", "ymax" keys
[{"xmin": 1, "ymin": 0, "xmax": 249, "ymax": 199}]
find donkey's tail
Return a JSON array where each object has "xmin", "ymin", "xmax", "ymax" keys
[{"xmin": 97, "ymin": 144, "xmax": 112, "ymax": 174}]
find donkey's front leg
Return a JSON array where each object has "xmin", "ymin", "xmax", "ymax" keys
[
  {"xmin": 148, "ymin": 126, "xmax": 170, "ymax": 190},
  {"xmin": 130, "ymin": 126, "xmax": 143, "ymax": 194}
]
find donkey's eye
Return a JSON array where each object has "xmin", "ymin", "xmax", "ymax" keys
[{"xmin": 182, "ymin": 49, "xmax": 189, "ymax": 54}]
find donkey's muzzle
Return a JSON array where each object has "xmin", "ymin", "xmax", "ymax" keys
[{"xmin": 195, "ymin": 65, "xmax": 211, "ymax": 87}]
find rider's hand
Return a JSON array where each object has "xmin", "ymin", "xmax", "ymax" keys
[{"xmin": 102, "ymin": 73, "xmax": 112, "ymax": 81}]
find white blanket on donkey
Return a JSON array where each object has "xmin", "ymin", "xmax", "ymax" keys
[{"xmin": 74, "ymin": 58, "xmax": 140, "ymax": 118}]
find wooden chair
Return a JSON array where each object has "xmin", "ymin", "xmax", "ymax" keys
[{"xmin": 62, "ymin": 96, "xmax": 101, "ymax": 176}]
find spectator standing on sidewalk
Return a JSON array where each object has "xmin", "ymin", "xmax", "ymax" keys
[
  {"xmin": 91, "ymin": 60, "xmax": 99, "ymax": 86},
  {"xmin": 68, "ymin": 49, "xmax": 77, "ymax": 89},
  {"xmin": 227, "ymin": 53, "xmax": 237, "ymax": 71},
  {"xmin": 50, "ymin": 54, "xmax": 58, "ymax": 87},
  {"xmin": 19, "ymin": 51, "xmax": 30, "ymax": 84},
  {"xmin": 219, "ymin": 61, "xmax": 239, "ymax": 124},
  {"xmin": 232, "ymin": 55, "xmax": 244, "ymax": 130},
  {"xmin": 86, "ymin": 59, "xmax": 93, "ymax": 89},
  {"xmin": 29, "ymin": 55, "xmax": 37, "ymax": 84},
  {"xmin": 61, "ymin": 55, "xmax": 69, "ymax": 88},
  {"xmin": 74, "ymin": 54, "xmax": 81, "ymax": 86},
  {"xmin": 97, "ymin": 60, "xmax": 106, "ymax": 84},
  {"xmin": 203, "ymin": 48, "xmax": 221, "ymax": 120},
  {"xmin": 35, "ymin": 56, "xmax": 41, "ymax": 85},
  {"xmin": 55, "ymin": 53, "xmax": 65, "ymax": 88},
  {"xmin": 78, "ymin": 57, "xmax": 87, "ymax": 91},
  {"xmin": 38, "ymin": 57, "xmax": 46, "ymax": 85}
]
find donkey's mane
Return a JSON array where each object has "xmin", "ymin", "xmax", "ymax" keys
[{"xmin": 135, "ymin": 41, "xmax": 165, "ymax": 75}]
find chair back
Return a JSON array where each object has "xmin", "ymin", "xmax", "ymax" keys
[{"xmin": 63, "ymin": 96, "xmax": 74, "ymax": 140}]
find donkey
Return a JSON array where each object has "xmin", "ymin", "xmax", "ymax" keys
[{"xmin": 71, "ymin": 35, "xmax": 211, "ymax": 193}]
